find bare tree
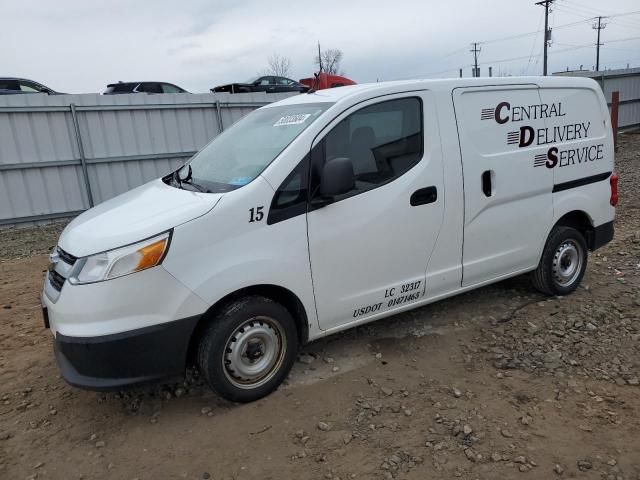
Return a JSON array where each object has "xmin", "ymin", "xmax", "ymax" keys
[
  {"xmin": 262, "ymin": 53, "xmax": 292, "ymax": 78},
  {"xmin": 315, "ymin": 48, "xmax": 344, "ymax": 75}
]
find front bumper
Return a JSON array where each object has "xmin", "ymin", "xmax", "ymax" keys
[
  {"xmin": 54, "ymin": 316, "xmax": 200, "ymax": 390},
  {"xmin": 43, "ymin": 264, "xmax": 210, "ymax": 390}
]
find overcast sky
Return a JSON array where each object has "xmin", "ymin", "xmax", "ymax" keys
[{"xmin": 2, "ymin": 0, "xmax": 639, "ymax": 93}]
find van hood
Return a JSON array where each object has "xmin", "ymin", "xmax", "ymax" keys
[{"xmin": 59, "ymin": 179, "xmax": 222, "ymax": 257}]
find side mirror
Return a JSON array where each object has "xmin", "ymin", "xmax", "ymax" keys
[{"xmin": 320, "ymin": 157, "xmax": 355, "ymax": 197}]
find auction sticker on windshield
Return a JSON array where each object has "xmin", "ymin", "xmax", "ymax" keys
[{"xmin": 273, "ymin": 114, "xmax": 311, "ymax": 126}]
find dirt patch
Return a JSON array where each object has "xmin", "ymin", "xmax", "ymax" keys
[{"xmin": 0, "ymin": 133, "xmax": 638, "ymax": 480}]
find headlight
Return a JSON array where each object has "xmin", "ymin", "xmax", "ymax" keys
[{"xmin": 69, "ymin": 232, "xmax": 170, "ymax": 285}]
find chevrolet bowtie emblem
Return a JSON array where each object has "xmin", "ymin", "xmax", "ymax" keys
[{"xmin": 49, "ymin": 249, "xmax": 60, "ymax": 265}]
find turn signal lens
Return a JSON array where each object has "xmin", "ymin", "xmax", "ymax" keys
[
  {"xmin": 106, "ymin": 235, "xmax": 169, "ymax": 279},
  {"xmin": 135, "ymin": 239, "xmax": 168, "ymax": 271}
]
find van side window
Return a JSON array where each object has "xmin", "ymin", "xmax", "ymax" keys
[
  {"xmin": 312, "ymin": 97, "xmax": 423, "ymax": 202},
  {"xmin": 267, "ymin": 155, "xmax": 309, "ymax": 225}
]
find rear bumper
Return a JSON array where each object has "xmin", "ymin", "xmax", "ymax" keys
[
  {"xmin": 54, "ymin": 316, "xmax": 200, "ymax": 391},
  {"xmin": 591, "ymin": 220, "xmax": 614, "ymax": 251}
]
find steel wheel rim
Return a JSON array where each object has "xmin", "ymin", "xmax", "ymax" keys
[
  {"xmin": 552, "ymin": 240, "xmax": 583, "ymax": 287},
  {"xmin": 222, "ymin": 316, "xmax": 286, "ymax": 390}
]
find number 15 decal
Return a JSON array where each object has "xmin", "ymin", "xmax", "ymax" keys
[{"xmin": 249, "ymin": 206, "xmax": 264, "ymax": 223}]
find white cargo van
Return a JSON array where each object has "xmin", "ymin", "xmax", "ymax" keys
[{"xmin": 42, "ymin": 77, "xmax": 617, "ymax": 402}]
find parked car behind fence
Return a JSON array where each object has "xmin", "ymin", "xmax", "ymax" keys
[
  {"xmin": 212, "ymin": 76, "xmax": 310, "ymax": 94},
  {"xmin": 104, "ymin": 81, "xmax": 188, "ymax": 94},
  {"xmin": 0, "ymin": 77, "xmax": 61, "ymax": 95}
]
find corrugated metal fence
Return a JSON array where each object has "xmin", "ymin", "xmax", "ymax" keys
[
  {"xmin": 0, "ymin": 92, "xmax": 293, "ymax": 226},
  {"xmin": 555, "ymin": 67, "xmax": 640, "ymax": 131}
]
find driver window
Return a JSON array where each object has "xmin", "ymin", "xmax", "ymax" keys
[{"xmin": 316, "ymin": 97, "xmax": 423, "ymax": 199}]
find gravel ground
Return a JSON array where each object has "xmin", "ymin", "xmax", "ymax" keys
[
  {"xmin": 482, "ymin": 132, "xmax": 640, "ymax": 385},
  {"xmin": 0, "ymin": 132, "xmax": 638, "ymax": 480},
  {"xmin": 0, "ymin": 221, "xmax": 67, "ymax": 261}
]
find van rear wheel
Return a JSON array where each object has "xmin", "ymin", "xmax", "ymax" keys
[
  {"xmin": 532, "ymin": 226, "xmax": 588, "ymax": 296},
  {"xmin": 197, "ymin": 296, "xmax": 297, "ymax": 403}
]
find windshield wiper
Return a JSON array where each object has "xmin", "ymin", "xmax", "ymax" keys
[{"xmin": 181, "ymin": 179, "xmax": 210, "ymax": 193}]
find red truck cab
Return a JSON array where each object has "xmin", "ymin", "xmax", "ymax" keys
[{"xmin": 299, "ymin": 72, "xmax": 356, "ymax": 90}]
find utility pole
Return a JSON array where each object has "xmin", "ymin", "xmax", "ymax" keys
[
  {"xmin": 592, "ymin": 16, "xmax": 607, "ymax": 71},
  {"xmin": 470, "ymin": 42, "xmax": 481, "ymax": 77},
  {"xmin": 535, "ymin": 0, "xmax": 554, "ymax": 75},
  {"xmin": 317, "ymin": 41, "xmax": 323, "ymax": 72}
]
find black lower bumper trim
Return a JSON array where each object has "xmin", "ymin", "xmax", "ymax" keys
[
  {"xmin": 42, "ymin": 306, "xmax": 50, "ymax": 329},
  {"xmin": 591, "ymin": 220, "xmax": 614, "ymax": 251},
  {"xmin": 54, "ymin": 315, "xmax": 200, "ymax": 391}
]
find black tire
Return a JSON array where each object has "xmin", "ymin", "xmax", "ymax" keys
[
  {"xmin": 197, "ymin": 296, "xmax": 298, "ymax": 403},
  {"xmin": 531, "ymin": 226, "xmax": 588, "ymax": 296}
]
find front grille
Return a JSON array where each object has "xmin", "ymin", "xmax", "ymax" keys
[
  {"xmin": 57, "ymin": 248, "xmax": 77, "ymax": 265},
  {"xmin": 49, "ymin": 269, "xmax": 65, "ymax": 292}
]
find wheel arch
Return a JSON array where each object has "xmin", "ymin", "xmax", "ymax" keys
[
  {"xmin": 553, "ymin": 210, "xmax": 596, "ymax": 250},
  {"xmin": 186, "ymin": 284, "xmax": 310, "ymax": 365}
]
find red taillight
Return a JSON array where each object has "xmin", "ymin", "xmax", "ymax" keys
[{"xmin": 610, "ymin": 173, "xmax": 618, "ymax": 207}]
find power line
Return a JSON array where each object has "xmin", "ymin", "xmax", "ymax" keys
[
  {"xmin": 480, "ymin": 30, "xmax": 542, "ymax": 45},
  {"xmin": 552, "ymin": 4, "xmax": 594, "ymax": 21},
  {"xmin": 607, "ymin": 16, "xmax": 640, "ymax": 29},
  {"xmin": 606, "ymin": 36, "xmax": 640, "ymax": 43},
  {"xmin": 560, "ymin": 1, "xmax": 640, "ymax": 26},
  {"xmin": 526, "ymin": 10, "xmax": 546, "ymax": 73},
  {"xmin": 420, "ymin": 4, "xmax": 640, "ymax": 79},
  {"xmin": 470, "ymin": 5, "xmax": 640, "ymax": 49},
  {"xmin": 477, "ymin": 17, "xmax": 592, "ymax": 46},
  {"xmin": 559, "ymin": 0, "xmax": 607, "ymax": 19},
  {"xmin": 556, "ymin": 42, "xmax": 639, "ymax": 53},
  {"xmin": 431, "ymin": 46, "xmax": 471, "ymax": 63},
  {"xmin": 552, "ymin": 8, "xmax": 640, "ymax": 31},
  {"xmin": 606, "ymin": 10, "xmax": 640, "ymax": 19},
  {"xmin": 553, "ymin": 18, "xmax": 596, "ymax": 31},
  {"xmin": 554, "ymin": 43, "xmax": 594, "ymax": 48},
  {"xmin": 476, "ymin": 44, "xmax": 594, "ymax": 68},
  {"xmin": 554, "ymin": 36, "xmax": 640, "ymax": 48}
]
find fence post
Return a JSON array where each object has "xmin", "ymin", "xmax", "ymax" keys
[
  {"xmin": 69, "ymin": 103, "xmax": 94, "ymax": 207},
  {"xmin": 215, "ymin": 99, "xmax": 224, "ymax": 134},
  {"xmin": 611, "ymin": 91, "xmax": 619, "ymax": 152}
]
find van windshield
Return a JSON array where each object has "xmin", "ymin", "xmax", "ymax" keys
[{"xmin": 172, "ymin": 102, "xmax": 331, "ymax": 193}]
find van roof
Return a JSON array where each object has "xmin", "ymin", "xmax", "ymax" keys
[{"xmin": 270, "ymin": 76, "xmax": 600, "ymax": 106}]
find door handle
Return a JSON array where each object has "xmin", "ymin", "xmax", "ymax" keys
[
  {"xmin": 410, "ymin": 186, "xmax": 437, "ymax": 206},
  {"xmin": 482, "ymin": 170, "xmax": 494, "ymax": 197}
]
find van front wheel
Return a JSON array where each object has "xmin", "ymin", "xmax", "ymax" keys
[
  {"xmin": 532, "ymin": 226, "xmax": 588, "ymax": 296},
  {"xmin": 197, "ymin": 296, "xmax": 297, "ymax": 403}
]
